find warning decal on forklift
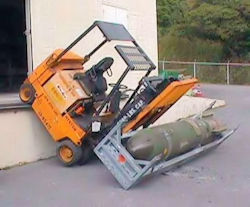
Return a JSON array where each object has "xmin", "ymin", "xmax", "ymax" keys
[
  {"xmin": 44, "ymin": 82, "xmax": 67, "ymax": 106},
  {"xmin": 92, "ymin": 121, "xmax": 101, "ymax": 132},
  {"xmin": 56, "ymin": 84, "xmax": 67, "ymax": 100}
]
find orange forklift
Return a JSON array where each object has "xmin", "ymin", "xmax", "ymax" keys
[{"xmin": 19, "ymin": 21, "xmax": 197, "ymax": 166}]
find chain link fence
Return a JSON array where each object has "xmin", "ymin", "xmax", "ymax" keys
[{"xmin": 158, "ymin": 60, "xmax": 250, "ymax": 85}]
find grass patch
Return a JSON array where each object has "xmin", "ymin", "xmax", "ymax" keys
[
  {"xmin": 158, "ymin": 34, "xmax": 224, "ymax": 62},
  {"xmin": 158, "ymin": 34, "xmax": 250, "ymax": 85}
]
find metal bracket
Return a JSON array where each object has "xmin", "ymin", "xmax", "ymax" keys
[{"xmin": 94, "ymin": 121, "xmax": 236, "ymax": 190}]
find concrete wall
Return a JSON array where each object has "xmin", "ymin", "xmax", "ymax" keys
[
  {"xmin": 30, "ymin": 0, "xmax": 158, "ymax": 88},
  {"xmin": 0, "ymin": 109, "xmax": 56, "ymax": 169},
  {"xmin": 0, "ymin": 0, "xmax": 158, "ymax": 168},
  {"xmin": 153, "ymin": 96, "xmax": 226, "ymax": 125}
]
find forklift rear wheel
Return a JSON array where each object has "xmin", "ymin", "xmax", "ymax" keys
[
  {"xmin": 57, "ymin": 140, "xmax": 82, "ymax": 166},
  {"xmin": 19, "ymin": 83, "xmax": 35, "ymax": 104}
]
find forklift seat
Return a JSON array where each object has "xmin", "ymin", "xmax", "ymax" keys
[{"xmin": 74, "ymin": 57, "xmax": 114, "ymax": 101}]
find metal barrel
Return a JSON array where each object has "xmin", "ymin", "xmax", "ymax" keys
[{"xmin": 126, "ymin": 115, "xmax": 227, "ymax": 161}]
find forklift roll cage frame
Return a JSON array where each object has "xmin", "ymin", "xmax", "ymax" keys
[{"xmin": 50, "ymin": 21, "xmax": 156, "ymax": 116}]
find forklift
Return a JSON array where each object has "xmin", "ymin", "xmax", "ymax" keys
[{"xmin": 19, "ymin": 21, "xmax": 235, "ymax": 189}]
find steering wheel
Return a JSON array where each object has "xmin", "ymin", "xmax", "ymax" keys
[
  {"xmin": 121, "ymin": 88, "xmax": 135, "ymax": 100},
  {"xmin": 109, "ymin": 84, "xmax": 134, "ymax": 100},
  {"xmin": 108, "ymin": 83, "xmax": 128, "ymax": 90}
]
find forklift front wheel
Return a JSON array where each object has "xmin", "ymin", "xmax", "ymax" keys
[
  {"xmin": 56, "ymin": 140, "xmax": 82, "ymax": 167},
  {"xmin": 78, "ymin": 142, "xmax": 92, "ymax": 165},
  {"xmin": 19, "ymin": 83, "xmax": 35, "ymax": 104}
]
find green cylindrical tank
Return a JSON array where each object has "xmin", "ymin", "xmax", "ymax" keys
[{"xmin": 126, "ymin": 115, "xmax": 226, "ymax": 161}]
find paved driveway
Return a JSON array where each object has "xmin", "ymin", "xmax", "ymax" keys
[{"xmin": 1, "ymin": 84, "xmax": 249, "ymax": 207}]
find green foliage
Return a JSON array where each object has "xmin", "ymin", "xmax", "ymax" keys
[
  {"xmin": 187, "ymin": 4, "xmax": 246, "ymax": 40},
  {"xmin": 230, "ymin": 66, "xmax": 250, "ymax": 84},
  {"xmin": 159, "ymin": 34, "xmax": 223, "ymax": 62},
  {"xmin": 157, "ymin": 0, "xmax": 250, "ymax": 60},
  {"xmin": 196, "ymin": 65, "xmax": 227, "ymax": 84},
  {"xmin": 157, "ymin": 0, "xmax": 188, "ymax": 35}
]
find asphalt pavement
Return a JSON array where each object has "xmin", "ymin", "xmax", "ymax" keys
[{"xmin": 0, "ymin": 84, "xmax": 249, "ymax": 207}]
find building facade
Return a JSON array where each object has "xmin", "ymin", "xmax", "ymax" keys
[{"xmin": 0, "ymin": 0, "xmax": 158, "ymax": 168}]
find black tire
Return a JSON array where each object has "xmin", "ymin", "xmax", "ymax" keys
[
  {"xmin": 56, "ymin": 139, "xmax": 83, "ymax": 167},
  {"xmin": 78, "ymin": 141, "xmax": 93, "ymax": 165},
  {"xmin": 19, "ymin": 83, "xmax": 36, "ymax": 104}
]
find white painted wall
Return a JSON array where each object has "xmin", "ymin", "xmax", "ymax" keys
[
  {"xmin": 30, "ymin": 0, "xmax": 158, "ymax": 88},
  {"xmin": 153, "ymin": 96, "xmax": 226, "ymax": 125},
  {"xmin": 0, "ymin": 0, "xmax": 158, "ymax": 168},
  {"xmin": 0, "ymin": 109, "xmax": 56, "ymax": 169}
]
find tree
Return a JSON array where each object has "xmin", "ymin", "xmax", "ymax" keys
[
  {"xmin": 157, "ymin": 0, "xmax": 188, "ymax": 35},
  {"xmin": 157, "ymin": 0, "xmax": 250, "ymax": 59}
]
